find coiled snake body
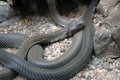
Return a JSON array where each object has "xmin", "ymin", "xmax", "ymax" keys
[{"xmin": 0, "ymin": 0, "xmax": 100, "ymax": 80}]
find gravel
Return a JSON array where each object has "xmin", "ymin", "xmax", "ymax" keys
[{"xmin": 0, "ymin": 1, "xmax": 120, "ymax": 80}]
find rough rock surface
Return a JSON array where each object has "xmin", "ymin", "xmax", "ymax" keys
[
  {"xmin": 94, "ymin": 0, "xmax": 120, "ymax": 56},
  {"xmin": 0, "ymin": 1, "xmax": 13, "ymax": 27}
]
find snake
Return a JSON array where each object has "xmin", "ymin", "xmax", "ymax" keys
[
  {"xmin": 0, "ymin": 33, "xmax": 28, "ymax": 80},
  {"xmin": 26, "ymin": 0, "xmax": 100, "ymax": 69},
  {"xmin": 0, "ymin": 19, "xmax": 85, "ymax": 80},
  {"xmin": 26, "ymin": 0, "xmax": 84, "ymax": 69},
  {"xmin": 0, "ymin": 33, "xmax": 45, "ymax": 80},
  {"xmin": 0, "ymin": 2, "xmax": 85, "ymax": 79},
  {"xmin": 0, "ymin": 0, "xmax": 100, "ymax": 80}
]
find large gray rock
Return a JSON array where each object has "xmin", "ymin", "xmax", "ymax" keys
[
  {"xmin": 94, "ymin": 0, "xmax": 120, "ymax": 57},
  {"xmin": 100, "ymin": 0, "xmax": 120, "ymax": 27},
  {"xmin": 0, "ymin": 1, "xmax": 14, "ymax": 28},
  {"xmin": 105, "ymin": 3, "xmax": 120, "ymax": 27},
  {"xmin": 100, "ymin": 0, "xmax": 119, "ymax": 13},
  {"xmin": 0, "ymin": 1, "xmax": 12, "ymax": 23}
]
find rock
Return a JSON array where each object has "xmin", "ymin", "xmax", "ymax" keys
[
  {"xmin": 102, "ymin": 62, "xmax": 110, "ymax": 69},
  {"xmin": 100, "ymin": 0, "xmax": 119, "ymax": 14},
  {"xmin": 94, "ymin": 0, "xmax": 120, "ymax": 57},
  {"xmin": 107, "ymin": 58, "xmax": 115, "ymax": 63},
  {"xmin": 87, "ymin": 75, "xmax": 91, "ymax": 80},
  {"xmin": 0, "ymin": 20, "xmax": 10, "ymax": 27},
  {"xmin": 105, "ymin": 3, "xmax": 120, "ymax": 27},
  {"xmin": 93, "ymin": 27, "xmax": 113, "ymax": 56},
  {"xmin": 88, "ymin": 64, "xmax": 96, "ymax": 70},
  {"xmin": 99, "ymin": 0, "xmax": 120, "ymax": 28},
  {"xmin": 0, "ymin": 1, "xmax": 12, "ymax": 24}
]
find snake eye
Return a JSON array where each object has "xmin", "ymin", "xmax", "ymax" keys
[{"xmin": 76, "ymin": 23, "xmax": 85, "ymax": 30}]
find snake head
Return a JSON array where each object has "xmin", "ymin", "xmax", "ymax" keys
[{"xmin": 66, "ymin": 20, "xmax": 85, "ymax": 36}]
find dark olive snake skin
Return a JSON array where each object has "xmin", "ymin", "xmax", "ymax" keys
[
  {"xmin": 0, "ymin": 0, "xmax": 100, "ymax": 80},
  {"xmin": 0, "ymin": 33, "xmax": 28, "ymax": 80},
  {"xmin": 0, "ymin": 33, "xmax": 28, "ymax": 48},
  {"xmin": 0, "ymin": 33, "xmax": 44, "ymax": 80},
  {"xmin": 26, "ymin": 0, "xmax": 96, "ymax": 69},
  {"xmin": 27, "ymin": 0, "xmax": 85, "ymax": 68},
  {"xmin": 47, "ymin": 0, "xmax": 71, "ymax": 27}
]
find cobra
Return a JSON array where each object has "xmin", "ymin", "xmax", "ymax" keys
[{"xmin": 0, "ymin": 0, "xmax": 100, "ymax": 80}]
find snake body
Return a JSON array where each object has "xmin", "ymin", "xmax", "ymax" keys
[
  {"xmin": 47, "ymin": 0, "xmax": 71, "ymax": 27},
  {"xmin": 0, "ymin": 19, "xmax": 86, "ymax": 80},
  {"xmin": 0, "ymin": 17, "xmax": 90, "ymax": 80},
  {"xmin": 0, "ymin": 0, "xmax": 100, "ymax": 79},
  {"xmin": 27, "ymin": 0, "xmax": 89, "ymax": 69},
  {"xmin": 0, "ymin": 33, "xmax": 28, "ymax": 48},
  {"xmin": 0, "ymin": 33, "xmax": 28, "ymax": 80},
  {"xmin": 0, "ymin": 33, "xmax": 44, "ymax": 80}
]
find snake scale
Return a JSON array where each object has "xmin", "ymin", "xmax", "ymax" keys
[{"xmin": 0, "ymin": 0, "xmax": 100, "ymax": 80}]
